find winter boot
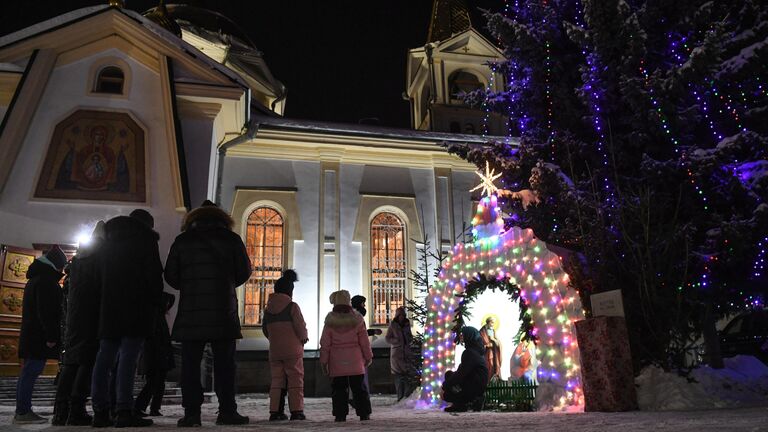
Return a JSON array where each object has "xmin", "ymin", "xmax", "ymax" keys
[
  {"xmin": 289, "ymin": 411, "xmax": 306, "ymax": 421},
  {"xmin": 269, "ymin": 412, "xmax": 288, "ymax": 421},
  {"xmin": 177, "ymin": 412, "xmax": 202, "ymax": 427},
  {"xmin": 51, "ymin": 402, "xmax": 70, "ymax": 426},
  {"xmin": 471, "ymin": 395, "xmax": 485, "ymax": 412},
  {"xmin": 91, "ymin": 410, "xmax": 112, "ymax": 428},
  {"xmin": 66, "ymin": 401, "xmax": 93, "ymax": 426},
  {"xmin": 444, "ymin": 403, "xmax": 468, "ymax": 413},
  {"xmin": 114, "ymin": 410, "xmax": 153, "ymax": 428},
  {"xmin": 334, "ymin": 416, "xmax": 346, "ymax": 422},
  {"xmin": 215, "ymin": 411, "xmax": 249, "ymax": 425}
]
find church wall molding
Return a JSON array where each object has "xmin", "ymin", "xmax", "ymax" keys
[{"xmin": 0, "ymin": 49, "xmax": 57, "ymax": 195}]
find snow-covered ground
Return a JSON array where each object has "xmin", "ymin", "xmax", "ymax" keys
[
  {"xmin": 2, "ymin": 394, "xmax": 767, "ymax": 432},
  {"xmin": 3, "ymin": 356, "xmax": 766, "ymax": 431},
  {"xmin": 636, "ymin": 355, "xmax": 768, "ymax": 411}
]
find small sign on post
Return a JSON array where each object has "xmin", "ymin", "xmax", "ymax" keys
[{"xmin": 590, "ymin": 289, "xmax": 625, "ymax": 317}]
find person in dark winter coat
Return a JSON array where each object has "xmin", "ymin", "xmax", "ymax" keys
[
  {"xmin": 14, "ymin": 245, "xmax": 67, "ymax": 425},
  {"xmin": 263, "ymin": 270, "xmax": 308, "ymax": 421},
  {"xmin": 164, "ymin": 200, "xmax": 252, "ymax": 427},
  {"xmin": 135, "ymin": 292, "xmax": 176, "ymax": 417},
  {"xmin": 386, "ymin": 306, "xmax": 414, "ymax": 401},
  {"xmin": 442, "ymin": 326, "xmax": 489, "ymax": 412},
  {"xmin": 320, "ymin": 290, "xmax": 373, "ymax": 422},
  {"xmin": 351, "ymin": 295, "xmax": 383, "ymax": 338},
  {"xmin": 348, "ymin": 295, "xmax": 380, "ymax": 407},
  {"xmin": 91, "ymin": 210, "xmax": 163, "ymax": 428},
  {"xmin": 52, "ymin": 222, "xmax": 105, "ymax": 426}
]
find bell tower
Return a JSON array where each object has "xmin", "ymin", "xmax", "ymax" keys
[{"xmin": 405, "ymin": 0, "xmax": 507, "ymax": 135}]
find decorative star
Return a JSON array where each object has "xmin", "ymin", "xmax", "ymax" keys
[{"xmin": 470, "ymin": 161, "xmax": 502, "ymax": 197}]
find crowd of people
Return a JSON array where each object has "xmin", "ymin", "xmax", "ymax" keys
[
  {"xmin": 14, "ymin": 200, "xmax": 492, "ymax": 426},
  {"xmin": 14, "ymin": 201, "xmax": 254, "ymax": 427}
]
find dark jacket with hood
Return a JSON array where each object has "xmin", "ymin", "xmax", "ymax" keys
[
  {"xmin": 19, "ymin": 260, "xmax": 63, "ymax": 359},
  {"xmin": 165, "ymin": 205, "xmax": 252, "ymax": 341},
  {"xmin": 98, "ymin": 216, "xmax": 164, "ymax": 339},
  {"xmin": 63, "ymin": 241, "xmax": 102, "ymax": 364},
  {"xmin": 443, "ymin": 327, "xmax": 489, "ymax": 399}
]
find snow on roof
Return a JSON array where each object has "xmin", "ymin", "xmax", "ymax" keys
[
  {"xmin": 251, "ymin": 114, "xmax": 516, "ymax": 146},
  {"xmin": 0, "ymin": 5, "xmax": 109, "ymax": 48},
  {"xmin": 0, "ymin": 6, "xmax": 249, "ymax": 91},
  {"xmin": 0, "ymin": 62, "xmax": 24, "ymax": 72}
]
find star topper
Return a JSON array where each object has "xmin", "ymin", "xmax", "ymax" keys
[{"xmin": 470, "ymin": 161, "xmax": 502, "ymax": 197}]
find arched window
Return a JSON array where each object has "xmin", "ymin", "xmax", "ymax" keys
[
  {"xmin": 244, "ymin": 207, "xmax": 284, "ymax": 325},
  {"xmin": 370, "ymin": 212, "xmax": 407, "ymax": 325},
  {"xmin": 94, "ymin": 66, "xmax": 125, "ymax": 94},
  {"xmin": 449, "ymin": 70, "xmax": 483, "ymax": 102}
]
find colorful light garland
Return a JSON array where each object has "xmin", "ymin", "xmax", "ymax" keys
[{"xmin": 417, "ymin": 187, "xmax": 584, "ymax": 409}]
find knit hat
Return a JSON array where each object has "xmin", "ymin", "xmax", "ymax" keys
[
  {"xmin": 45, "ymin": 245, "xmax": 68, "ymax": 271},
  {"xmin": 129, "ymin": 209, "xmax": 154, "ymax": 228},
  {"xmin": 329, "ymin": 289, "xmax": 351, "ymax": 306},
  {"xmin": 275, "ymin": 269, "xmax": 298, "ymax": 296}
]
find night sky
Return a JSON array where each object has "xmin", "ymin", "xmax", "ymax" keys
[{"xmin": 0, "ymin": 0, "xmax": 502, "ymax": 128}]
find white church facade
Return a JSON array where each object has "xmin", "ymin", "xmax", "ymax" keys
[{"xmin": 0, "ymin": 1, "xmax": 508, "ymax": 393}]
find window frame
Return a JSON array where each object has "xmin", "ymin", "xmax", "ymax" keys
[
  {"xmin": 242, "ymin": 205, "xmax": 285, "ymax": 327},
  {"xmin": 87, "ymin": 57, "xmax": 131, "ymax": 99},
  {"xmin": 369, "ymin": 210, "xmax": 408, "ymax": 326}
]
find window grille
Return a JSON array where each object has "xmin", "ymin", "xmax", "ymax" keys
[
  {"xmin": 94, "ymin": 66, "xmax": 124, "ymax": 94},
  {"xmin": 370, "ymin": 212, "xmax": 407, "ymax": 325},
  {"xmin": 244, "ymin": 207, "xmax": 283, "ymax": 325}
]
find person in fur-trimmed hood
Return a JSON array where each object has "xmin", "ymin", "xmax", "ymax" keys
[
  {"xmin": 320, "ymin": 290, "xmax": 373, "ymax": 422},
  {"xmin": 262, "ymin": 269, "xmax": 308, "ymax": 421},
  {"xmin": 165, "ymin": 200, "xmax": 252, "ymax": 427}
]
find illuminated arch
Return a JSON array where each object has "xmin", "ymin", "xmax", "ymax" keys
[{"xmin": 419, "ymin": 202, "xmax": 584, "ymax": 409}]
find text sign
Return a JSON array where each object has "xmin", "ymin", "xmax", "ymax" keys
[{"xmin": 591, "ymin": 289, "xmax": 625, "ymax": 317}]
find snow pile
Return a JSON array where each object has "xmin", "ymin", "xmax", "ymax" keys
[{"xmin": 636, "ymin": 355, "xmax": 768, "ymax": 411}]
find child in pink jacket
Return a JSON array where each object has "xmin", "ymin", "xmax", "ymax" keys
[
  {"xmin": 262, "ymin": 270, "xmax": 308, "ymax": 421},
  {"xmin": 320, "ymin": 290, "xmax": 372, "ymax": 422}
]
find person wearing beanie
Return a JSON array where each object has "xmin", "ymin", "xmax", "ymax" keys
[
  {"xmin": 91, "ymin": 212, "xmax": 163, "ymax": 427},
  {"xmin": 320, "ymin": 290, "xmax": 373, "ymax": 422},
  {"xmin": 262, "ymin": 269, "xmax": 308, "ymax": 421},
  {"xmin": 441, "ymin": 326, "xmax": 490, "ymax": 413},
  {"xmin": 14, "ymin": 246, "xmax": 66, "ymax": 424},
  {"xmin": 165, "ymin": 201, "xmax": 252, "ymax": 427},
  {"xmin": 52, "ymin": 222, "xmax": 106, "ymax": 426}
]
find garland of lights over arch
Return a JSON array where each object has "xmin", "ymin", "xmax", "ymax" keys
[{"xmin": 417, "ymin": 162, "xmax": 585, "ymax": 409}]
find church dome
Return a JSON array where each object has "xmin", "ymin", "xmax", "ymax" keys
[{"xmin": 142, "ymin": 4, "xmax": 259, "ymax": 53}]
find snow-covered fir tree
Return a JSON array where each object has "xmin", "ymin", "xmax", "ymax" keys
[{"xmin": 448, "ymin": 0, "xmax": 767, "ymax": 372}]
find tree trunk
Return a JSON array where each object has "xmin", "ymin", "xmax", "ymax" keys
[{"xmin": 702, "ymin": 302, "xmax": 724, "ymax": 369}]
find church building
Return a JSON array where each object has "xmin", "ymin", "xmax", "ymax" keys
[{"xmin": 0, "ymin": 0, "xmax": 508, "ymax": 393}]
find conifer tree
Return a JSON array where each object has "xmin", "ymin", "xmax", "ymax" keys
[{"xmin": 449, "ymin": 0, "xmax": 768, "ymax": 372}]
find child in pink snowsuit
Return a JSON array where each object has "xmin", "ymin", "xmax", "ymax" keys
[
  {"xmin": 262, "ymin": 270, "xmax": 308, "ymax": 421},
  {"xmin": 320, "ymin": 290, "xmax": 373, "ymax": 422}
]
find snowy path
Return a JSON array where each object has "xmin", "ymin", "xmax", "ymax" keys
[{"xmin": 2, "ymin": 395, "xmax": 766, "ymax": 432}]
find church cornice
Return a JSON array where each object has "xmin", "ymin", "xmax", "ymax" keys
[{"xmin": 226, "ymin": 128, "xmax": 481, "ymax": 172}]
